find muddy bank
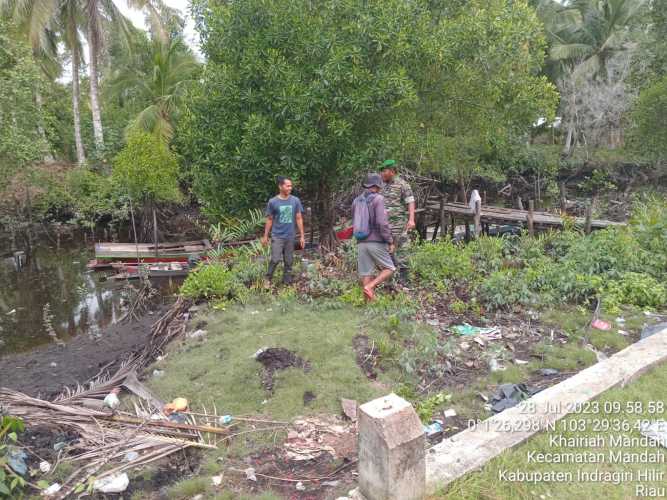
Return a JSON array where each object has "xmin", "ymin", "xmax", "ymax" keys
[{"xmin": 0, "ymin": 305, "xmax": 167, "ymax": 398}]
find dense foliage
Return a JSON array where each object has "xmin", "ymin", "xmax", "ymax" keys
[{"xmin": 409, "ymin": 199, "xmax": 667, "ymax": 313}]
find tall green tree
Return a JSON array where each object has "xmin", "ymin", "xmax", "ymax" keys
[
  {"xmin": 0, "ymin": 19, "xmax": 48, "ymax": 187},
  {"xmin": 2, "ymin": 0, "xmax": 88, "ymax": 164},
  {"xmin": 108, "ymin": 36, "xmax": 199, "ymax": 144},
  {"xmin": 181, "ymin": 0, "xmax": 445, "ymax": 246}
]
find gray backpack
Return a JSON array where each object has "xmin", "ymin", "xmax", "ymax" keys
[{"xmin": 352, "ymin": 192, "xmax": 376, "ymax": 241}]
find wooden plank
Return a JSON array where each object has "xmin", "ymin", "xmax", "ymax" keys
[{"xmin": 426, "ymin": 328, "xmax": 667, "ymax": 492}]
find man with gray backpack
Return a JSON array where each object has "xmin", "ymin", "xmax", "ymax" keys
[{"xmin": 352, "ymin": 173, "xmax": 395, "ymax": 301}]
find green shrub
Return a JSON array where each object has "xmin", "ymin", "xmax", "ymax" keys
[
  {"xmin": 602, "ymin": 272, "xmax": 667, "ymax": 313},
  {"xmin": 410, "ymin": 239, "xmax": 474, "ymax": 289},
  {"xmin": 468, "ymin": 236, "xmax": 504, "ymax": 274},
  {"xmin": 180, "ymin": 262, "xmax": 248, "ymax": 302},
  {"xmin": 478, "ymin": 269, "xmax": 533, "ymax": 310}
]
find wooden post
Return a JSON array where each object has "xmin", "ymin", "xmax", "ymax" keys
[
  {"xmin": 153, "ymin": 208, "xmax": 159, "ymax": 258},
  {"xmin": 482, "ymin": 190, "xmax": 487, "ymax": 206},
  {"xmin": 527, "ymin": 200, "xmax": 535, "ymax": 236},
  {"xmin": 464, "ymin": 220, "xmax": 471, "ymax": 242},
  {"xmin": 516, "ymin": 196, "xmax": 524, "ymax": 211},
  {"xmin": 307, "ymin": 207, "xmax": 313, "ymax": 245},
  {"xmin": 559, "ymin": 182, "xmax": 567, "ymax": 214},
  {"xmin": 474, "ymin": 200, "xmax": 481, "ymax": 238},
  {"xmin": 585, "ymin": 203, "xmax": 592, "ymax": 235},
  {"xmin": 450, "ymin": 215, "xmax": 455, "ymax": 239},
  {"xmin": 439, "ymin": 195, "xmax": 446, "ymax": 240}
]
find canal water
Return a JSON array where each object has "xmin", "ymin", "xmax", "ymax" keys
[{"xmin": 0, "ymin": 240, "xmax": 129, "ymax": 355}]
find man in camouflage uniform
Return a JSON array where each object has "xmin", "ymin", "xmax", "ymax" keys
[{"xmin": 380, "ymin": 159, "xmax": 416, "ymax": 281}]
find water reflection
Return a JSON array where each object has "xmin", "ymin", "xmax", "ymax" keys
[{"xmin": 0, "ymin": 242, "xmax": 127, "ymax": 354}]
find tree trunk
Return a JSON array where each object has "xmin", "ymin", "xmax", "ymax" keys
[
  {"xmin": 34, "ymin": 89, "xmax": 54, "ymax": 162},
  {"xmin": 458, "ymin": 176, "xmax": 467, "ymax": 204},
  {"xmin": 316, "ymin": 181, "xmax": 337, "ymax": 250},
  {"xmin": 71, "ymin": 45, "xmax": 86, "ymax": 165},
  {"xmin": 87, "ymin": 6, "xmax": 105, "ymax": 153}
]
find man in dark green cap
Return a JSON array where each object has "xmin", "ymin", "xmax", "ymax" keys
[{"xmin": 380, "ymin": 159, "xmax": 416, "ymax": 281}]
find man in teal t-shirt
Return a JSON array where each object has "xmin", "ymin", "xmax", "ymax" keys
[{"xmin": 261, "ymin": 177, "xmax": 305, "ymax": 285}]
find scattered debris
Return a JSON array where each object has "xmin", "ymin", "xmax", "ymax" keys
[
  {"xmin": 42, "ymin": 483, "xmax": 61, "ymax": 496},
  {"xmin": 488, "ymin": 359, "xmax": 504, "ymax": 372},
  {"xmin": 163, "ymin": 397, "xmax": 189, "ymax": 415},
  {"xmin": 539, "ymin": 368, "xmax": 560, "ymax": 377},
  {"xmin": 296, "ymin": 481, "xmax": 306, "ymax": 491},
  {"xmin": 423, "ymin": 421, "xmax": 443, "ymax": 438},
  {"xmin": 245, "ymin": 467, "xmax": 258, "ymax": 481},
  {"xmin": 478, "ymin": 392, "xmax": 489, "ymax": 402},
  {"xmin": 639, "ymin": 420, "xmax": 667, "ymax": 448},
  {"xmin": 124, "ymin": 451, "xmax": 139, "ymax": 462},
  {"xmin": 586, "ymin": 344, "xmax": 608, "ymax": 362},
  {"xmin": 211, "ymin": 475, "xmax": 223, "ymax": 486},
  {"xmin": 103, "ymin": 388, "xmax": 121, "ymax": 410},
  {"xmin": 49, "ymin": 362, "xmax": 57, "ymax": 368},
  {"xmin": 187, "ymin": 329, "xmax": 207, "ymax": 340},
  {"xmin": 341, "ymin": 398, "xmax": 358, "ymax": 422},
  {"xmin": 152, "ymin": 369, "xmax": 164, "ymax": 377},
  {"xmin": 284, "ymin": 416, "xmax": 355, "ymax": 462},
  {"xmin": 39, "ymin": 460, "xmax": 51, "ymax": 473},
  {"xmin": 490, "ymin": 383, "xmax": 540, "ymax": 413},
  {"xmin": 514, "ymin": 359, "xmax": 529, "ymax": 365},
  {"xmin": 219, "ymin": 415, "xmax": 233, "ymax": 425},
  {"xmin": 444, "ymin": 409, "xmax": 457, "ymax": 418},
  {"xmin": 7, "ymin": 447, "xmax": 28, "ymax": 475},
  {"xmin": 616, "ymin": 317, "xmax": 625, "ymax": 324},
  {"xmin": 641, "ymin": 322, "xmax": 667, "ymax": 340},
  {"xmin": 452, "ymin": 324, "xmax": 500, "ymax": 337},
  {"xmin": 255, "ymin": 348, "xmax": 311, "ymax": 392},
  {"xmin": 591, "ymin": 319, "xmax": 611, "ymax": 331},
  {"xmin": 93, "ymin": 473, "xmax": 129, "ymax": 493}
]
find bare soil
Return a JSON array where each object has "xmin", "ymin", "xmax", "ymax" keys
[
  {"xmin": 256, "ymin": 347, "xmax": 312, "ymax": 392},
  {"xmin": 0, "ymin": 306, "xmax": 166, "ymax": 399}
]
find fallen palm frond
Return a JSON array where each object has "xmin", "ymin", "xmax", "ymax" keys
[
  {"xmin": 0, "ymin": 387, "xmax": 223, "ymax": 499},
  {"xmin": 117, "ymin": 280, "xmax": 159, "ymax": 324}
]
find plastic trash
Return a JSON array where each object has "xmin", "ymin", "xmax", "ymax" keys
[
  {"xmin": 168, "ymin": 412, "xmax": 187, "ymax": 424},
  {"xmin": 43, "ymin": 483, "xmax": 61, "ymax": 496},
  {"xmin": 244, "ymin": 467, "xmax": 257, "ymax": 481},
  {"xmin": 444, "ymin": 409, "xmax": 457, "ymax": 418},
  {"xmin": 124, "ymin": 451, "xmax": 139, "ymax": 462},
  {"xmin": 163, "ymin": 397, "xmax": 188, "ymax": 415},
  {"xmin": 103, "ymin": 388, "xmax": 121, "ymax": 410},
  {"xmin": 296, "ymin": 482, "xmax": 306, "ymax": 491},
  {"xmin": 93, "ymin": 473, "xmax": 129, "ymax": 493},
  {"xmin": 7, "ymin": 448, "xmax": 28, "ymax": 475},
  {"xmin": 641, "ymin": 322, "xmax": 667, "ymax": 340},
  {"xmin": 591, "ymin": 319, "xmax": 611, "ymax": 331},
  {"xmin": 423, "ymin": 421, "xmax": 443, "ymax": 437},
  {"xmin": 452, "ymin": 324, "xmax": 499, "ymax": 336},
  {"xmin": 211, "ymin": 475, "xmax": 223, "ymax": 486},
  {"xmin": 539, "ymin": 368, "xmax": 560, "ymax": 377},
  {"xmin": 490, "ymin": 383, "xmax": 541, "ymax": 414},
  {"xmin": 219, "ymin": 415, "xmax": 233, "ymax": 425},
  {"xmin": 152, "ymin": 369, "xmax": 164, "ymax": 377},
  {"xmin": 39, "ymin": 460, "xmax": 52, "ymax": 473},
  {"xmin": 187, "ymin": 329, "xmax": 207, "ymax": 340}
]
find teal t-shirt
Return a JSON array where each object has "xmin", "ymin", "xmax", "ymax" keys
[{"xmin": 265, "ymin": 195, "xmax": 304, "ymax": 239}]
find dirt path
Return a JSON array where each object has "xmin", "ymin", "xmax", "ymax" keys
[{"xmin": 0, "ymin": 306, "xmax": 166, "ymax": 398}]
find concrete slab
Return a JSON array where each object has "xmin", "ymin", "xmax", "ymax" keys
[{"xmin": 426, "ymin": 327, "xmax": 667, "ymax": 493}]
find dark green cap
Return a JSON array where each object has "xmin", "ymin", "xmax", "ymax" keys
[{"xmin": 382, "ymin": 159, "xmax": 396, "ymax": 169}]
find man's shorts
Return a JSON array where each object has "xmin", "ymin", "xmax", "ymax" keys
[{"xmin": 357, "ymin": 242, "xmax": 396, "ymax": 277}]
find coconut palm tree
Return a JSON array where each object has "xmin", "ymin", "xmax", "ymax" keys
[
  {"xmin": 535, "ymin": 0, "xmax": 646, "ymax": 154},
  {"xmin": 1, "ymin": 0, "xmax": 88, "ymax": 164},
  {"xmin": 84, "ymin": 0, "xmax": 173, "ymax": 155},
  {"xmin": 107, "ymin": 36, "xmax": 199, "ymax": 144}
]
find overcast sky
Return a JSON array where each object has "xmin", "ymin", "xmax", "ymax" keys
[{"xmin": 117, "ymin": 0, "xmax": 201, "ymax": 56}]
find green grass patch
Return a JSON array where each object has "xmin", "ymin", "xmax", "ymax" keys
[
  {"xmin": 435, "ymin": 363, "xmax": 667, "ymax": 499},
  {"xmin": 147, "ymin": 301, "xmax": 387, "ymax": 421}
]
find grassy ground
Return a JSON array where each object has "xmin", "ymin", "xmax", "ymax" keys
[
  {"xmin": 147, "ymin": 299, "xmax": 388, "ymax": 421},
  {"xmin": 435, "ymin": 363, "xmax": 667, "ymax": 500}
]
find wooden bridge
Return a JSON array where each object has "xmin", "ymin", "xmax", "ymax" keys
[{"xmin": 419, "ymin": 196, "xmax": 625, "ymax": 240}]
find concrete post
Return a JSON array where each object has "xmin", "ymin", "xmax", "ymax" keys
[{"xmin": 357, "ymin": 393, "xmax": 425, "ymax": 500}]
